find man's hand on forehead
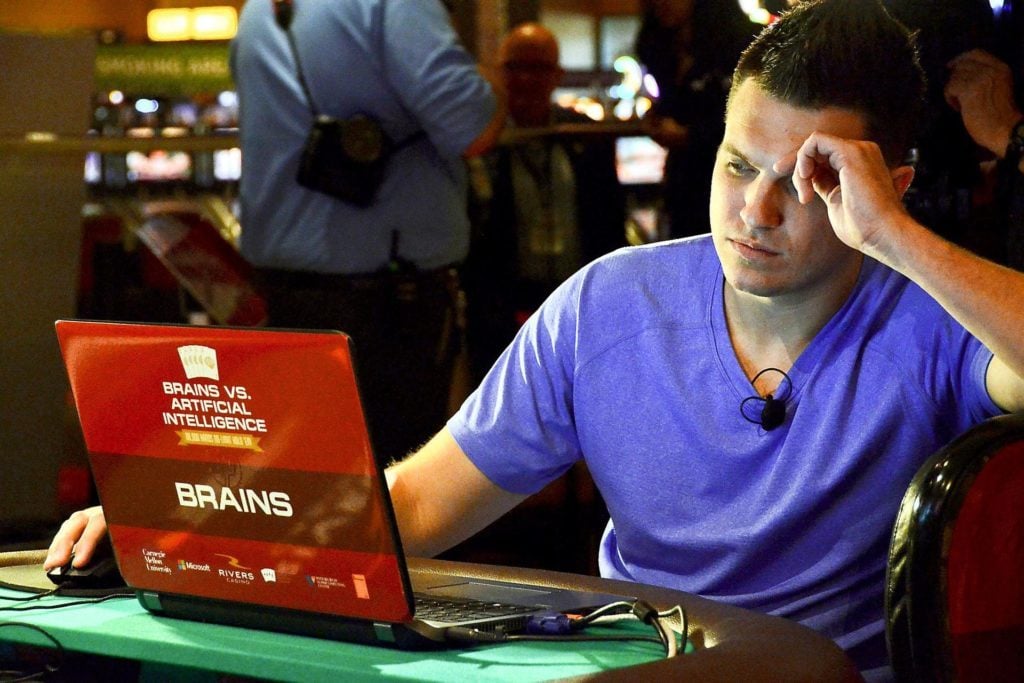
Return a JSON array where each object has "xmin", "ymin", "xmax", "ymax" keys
[
  {"xmin": 774, "ymin": 132, "xmax": 914, "ymax": 253},
  {"xmin": 775, "ymin": 132, "xmax": 906, "ymax": 212},
  {"xmin": 773, "ymin": 135, "xmax": 848, "ymax": 206},
  {"xmin": 794, "ymin": 133, "xmax": 905, "ymax": 204}
]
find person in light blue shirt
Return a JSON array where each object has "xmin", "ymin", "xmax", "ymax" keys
[{"xmin": 229, "ymin": 0, "xmax": 502, "ymax": 461}]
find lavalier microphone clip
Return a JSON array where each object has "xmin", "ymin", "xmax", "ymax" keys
[{"xmin": 740, "ymin": 367, "xmax": 793, "ymax": 431}]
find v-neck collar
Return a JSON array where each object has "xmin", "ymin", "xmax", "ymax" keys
[{"xmin": 708, "ymin": 258, "xmax": 876, "ymax": 403}]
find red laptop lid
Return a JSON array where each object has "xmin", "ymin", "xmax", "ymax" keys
[{"xmin": 56, "ymin": 320, "xmax": 413, "ymax": 623}]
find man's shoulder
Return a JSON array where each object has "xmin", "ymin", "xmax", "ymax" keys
[
  {"xmin": 847, "ymin": 257, "xmax": 972, "ymax": 355},
  {"xmin": 858, "ymin": 256, "xmax": 942, "ymax": 313},
  {"xmin": 572, "ymin": 236, "xmax": 719, "ymax": 306},
  {"xmin": 588, "ymin": 235, "xmax": 717, "ymax": 274},
  {"xmin": 548, "ymin": 237, "xmax": 718, "ymax": 366},
  {"xmin": 535, "ymin": 236, "xmax": 718, "ymax": 329}
]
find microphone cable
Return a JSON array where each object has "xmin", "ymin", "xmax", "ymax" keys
[{"xmin": 740, "ymin": 367, "xmax": 793, "ymax": 431}]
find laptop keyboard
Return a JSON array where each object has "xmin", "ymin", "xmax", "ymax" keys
[{"xmin": 413, "ymin": 593, "xmax": 539, "ymax": 622}]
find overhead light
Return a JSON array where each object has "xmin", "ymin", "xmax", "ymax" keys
[
  {"xmin": 148, "ymin": 8, "xmax": 191, "ymax": 42},
  {"xmin": 191, "ymin": 7, "xmax": 238, "ymax": 41},
  {"xmin": 737, "ymin": 0, "xmax": 775, "ymax": 25},
  {"xmin": 147, "ymin": 6, "xmax": 238, "ymax": 42}
]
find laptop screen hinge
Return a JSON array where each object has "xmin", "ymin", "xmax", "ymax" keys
[{"xmin": 373, "ymin": 622, "xmax": 396, "ymax": 643}]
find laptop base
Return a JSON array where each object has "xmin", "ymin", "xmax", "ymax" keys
[{"xmin": 138, "ymin": 590, "xmax": 452, "ymax": 649}]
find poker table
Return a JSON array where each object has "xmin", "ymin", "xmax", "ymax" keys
[{"xmin": 0, "ymin": 550, "xmax": 861, "ymax": 682}]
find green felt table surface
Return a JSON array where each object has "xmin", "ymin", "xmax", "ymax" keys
[
  {"xmin": 0, "ymin": 587, "xmax": 683, "ymax": 682},
  {"xmin": 0, "ymin": 552, "xmax": 862, "ymax": 682}
]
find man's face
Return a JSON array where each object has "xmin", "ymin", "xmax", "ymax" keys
[
  {"xmin": 502, "ymin": 41, "xmax": 562, "ymax": 127},
  {"xmin": 710, "ymin": 79, "xmax": 868, "ymax": 304}
]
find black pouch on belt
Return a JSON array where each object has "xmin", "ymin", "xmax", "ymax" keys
[{"xmin": 298, "ymin": 114, "xmax": 393, "ymax": 207}]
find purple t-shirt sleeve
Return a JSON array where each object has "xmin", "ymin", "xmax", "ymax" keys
[{"xmin": 448, "ymin": 273, "xmax": 585, "ymax": 495}]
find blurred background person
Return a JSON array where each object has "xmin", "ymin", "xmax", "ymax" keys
[
  {"xmin": 230, "ymin": 0, "xmax": 503, "ymax": 464},
  {"xmin": 882, "ymin": 0, "xmax": 1023, "ymax": 268},
  {"xmin": 634, "ymin": 0, "xmax": 757, "ymax": 238},
  {"xmin": 464, "ymin": 22, "xmax": 625, "ymax": 384},
  {"xmin": 944, "ymin": 47, "xmax": 1024, "ymax": 271},
  {"xmin": 883, "ymin": 0, "xmax": 1000, "ymax": 253}
]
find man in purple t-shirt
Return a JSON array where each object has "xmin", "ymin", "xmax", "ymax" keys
[{"xmin": 48, "ymin": 1, "xmax": 1024, "ymax": 678}]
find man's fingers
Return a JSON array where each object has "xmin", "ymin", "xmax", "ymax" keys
[
  {"xmin": 791, "ymin": 133, "xmax": 841, "ymax": 204},
  {"xmin": 949, "ymin": 48, "xmax": 1006, "ymax": 72},
  {"xmin": 944, "ymin": 91, "xmax": 962, "ymax": 112},
  {"xmin": 799, "ymin": 167, "xmax": 842, "ymax": 209},
  {"xmin": 43, "ymin": 506, "xmax": 106, "ymax": 569},
  {"xmin": 44, "ymin": 512, "xmax": 87, "ymax": 569},
  {"xmin": 814, "ymin": 177, "xmax": 843, "ymax": 207},
  {"xmin": 72, "ymin": 524, "xmax": 99, "ymax": 566}
]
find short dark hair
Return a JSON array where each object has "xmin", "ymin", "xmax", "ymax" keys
[{"xmin": 730, "ymin": 0, "xmax": 926, "ymax": 165}]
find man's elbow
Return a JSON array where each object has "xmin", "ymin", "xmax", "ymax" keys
[
  {"xmin": 463, "ymin": 70, "xmax": 507, "ymax": 158},
  {"xmin": 463, "ymin": 110, "xmax": 506, "ymax": 158},
  {"xmin": 386, "ymin": 465, "xmax": 439, "ymax": 558}
]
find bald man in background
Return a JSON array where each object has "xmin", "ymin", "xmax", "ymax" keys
[{"xmin": 464, "ymin": 23, "xmax": 626, "ymax": 383}]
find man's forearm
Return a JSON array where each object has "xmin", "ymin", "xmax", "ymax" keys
[{"xmin": 386, "ymin": 428, "xmax": 527, "ymax": 557}]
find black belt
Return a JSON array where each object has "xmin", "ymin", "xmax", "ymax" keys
[{"xmin": 254, "ymin": 265, "xmax": 457, "ymax": 292}]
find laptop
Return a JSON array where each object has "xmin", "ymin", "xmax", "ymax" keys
[{"xmin": 55, "ymin": 320, "xmax": 628, "ymax": 648}]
